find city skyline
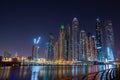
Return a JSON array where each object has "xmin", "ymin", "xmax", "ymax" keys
[{"xmin": 0, "ymin": 0, "xmax": 120, "ymax": 57}]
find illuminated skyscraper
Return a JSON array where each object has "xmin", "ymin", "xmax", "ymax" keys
[
  {"xmin": 80, "ymin": 30, "xmax": 86, "ymax": 61},
  {"xmin": 49, "ymin": 33, "xmax": 54, "ymax": 60},
  {"xmin": 32, "ymin": 37, "xmax": 41, "ymax": 60},
  {"xmin": 86, "ymin": 33, "xmax": 92, "ymax": 61},
  {"xmin": 95, "ymin": 18, "xmax": 104, "ymax": 61},
  {"xmin": 91, "ymin": 35, "xmax": 97, "ymax": 61},
  {"xmin": 45, "ymin": 42, "xmax": 50, "ymax": 60},
  {"xmin": 72, "ymin": 17, "xmax": 79, "ymax": 61},
  {"xmin": 54, "ymin": 41, "xmax": 60, "ymax": 60},
  {"xmin": 86, "ymin": 35, "xmax": 97, "ymax": 61},
  {"xmin": 59, "ymin": 25, "xmax": 66, "ymax": 60},
  {"xmin": 45, "ymin": 33, "xmax": 54, "ymax": 61},
  {"xmin": 65, "ymin": 25, "xmax": 72, "ymax": 60},
  {"xmin": 105, "ymin": 20, "xmax": 114, "ymax": 61}
]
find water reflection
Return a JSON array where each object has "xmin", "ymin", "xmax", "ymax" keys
[
  {"xmin": 0, "ymin": 64, "xmax": 115, "ymax": 80},
  {"xmin": 31, "ymin": 66, "xmax": 42, "ymax": 80}
]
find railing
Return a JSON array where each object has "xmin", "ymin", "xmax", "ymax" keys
[{"xmin": 56, "ymin": 65, "xmax": 120, "ymax": 80}]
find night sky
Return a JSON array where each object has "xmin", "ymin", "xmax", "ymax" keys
[{"xmin": 0, "ymin": 0, "xmax": 120, "ymax": 57}]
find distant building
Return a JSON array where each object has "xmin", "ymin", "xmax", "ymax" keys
[
  {"xmin": 105, "ymin": 20, "xmax": 114, "ymax": 61},
  {"xmin": 45, "ymin": 42, "xmax": 49, "ymax": 60},
  {"xmin": 45, "ymin": 33, "xmax": 54, "ymax": 61},
  {"xmin": 91, "ymin": 35, "xmax": 97, "ymax": 61},
  {"xmin": 32, "ymin": 44, "xmax": 39, "ymax": 60},
  {"xmin": 4, "ymin": 51, "xmax": 11, "ymax": 59},
  {"xmin": 72, "ymin": 17, "xmax": 79, "ymax": 61},
  {"xmin": 65, "ymin": 26, "xmax": 72, "ymax": 60},
  {"xmin": 0, "ymin": 56, "xmax": 2, "ymax": 62},
  {"xmin": 86, "ymin": 33, "xmax": 93, "ymax": 61},
  {"xmin": 32, "ymin": 37, "xmax": 41, "ymax": 60},
  {"xmin": 49, "ymin": 33, "xmax": 55, "ymax": 61},
  {"xmin": 95, "ymin": 18, "xmax": 104, "ymax": 61},
  {"xmin": 79, "ymin": 30, "xmax": 86, "ymax": 61},
  {"xmin": 59, "ymin": 25, "xmax": 66, "ymax": 60},
  {"xmin": 54, "ymin": 41, "xmax": 60, "ymax": 60}
]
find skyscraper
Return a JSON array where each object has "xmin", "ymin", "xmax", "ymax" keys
[
  {"xmin": 59, "ymin": 25, "xmax": 66, "ymax": 60},
  {"xmin": 105, "ymin": 20, "xmax": 114, "ymax": 61},
  {"xmin": 32, "ymin": 37, "xmax": 41, "ymax": 60},
  {"xmin": 72, "ymin": 17, "xmax": 79, "ymax": 61},
  {"xmin": 45, "ymin": 42, "xmax": 49, "ymax": 60},
  {"xmin": 45, "ymin": 33, "xmax": 54, "ymax": 61},
  {"xmin": 65, "ymin": 25, "xmax": 72, "ymax": 61},
  {"xmin": 54, "ymin": 41, "xmax": 60, "ymax": 60},
  {"xmin": 80, "ymin": 30, "xmax": 86, "ymax": 61},
  {"xmin": 86, "ymin": 33, "xmax": 92, "ymax": 61},
  {"xmin": 95, "ymin": 18, "xmax": 104, "ymax": 61},
  {"xmin": 91, "ymin": 35, "xmax": 97, "ymax": 61},
  {"xmin": 49, "ymin": 33, "xmax": 54, "ymax": 61}
]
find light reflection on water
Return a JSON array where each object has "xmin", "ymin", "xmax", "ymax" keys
[
  {"xmin": 0, "ymin": 64, "xmax": 115, "ymax": 80},
  {"xmin": 31, "ymin": 66, "xmax": 42, "ymax": 80}
]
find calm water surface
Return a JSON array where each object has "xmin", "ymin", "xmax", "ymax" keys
[{"xmin": 0, "ymin": 65, "xmax": 115, "ymax": 80}]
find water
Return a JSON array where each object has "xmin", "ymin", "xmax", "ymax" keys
[{"xmin": 0, "ymin": 65, "xmax": 115, "ymax": 80}]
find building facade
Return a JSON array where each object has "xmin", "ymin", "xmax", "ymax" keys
[
  {"xmin": 105, "ymin": 20, "xmax": 114, "ymax": 61},
  {"xmin": 32, "ymin": 37, "xmax": 41, "ymax": 60},
  {"xmin": 59, "ymin": 25, "xmax": 66, "ymax": 60},
  {"xmin": 79, "ymin": 30, "xmax": 86, "ymax": 61},
  {"xmin": 96, "ymin": 18, "xmax": 104, "ymax": 61},
  {"xmin": 72, "ymin": 17, "xmax": 79, "ymax": 61}
]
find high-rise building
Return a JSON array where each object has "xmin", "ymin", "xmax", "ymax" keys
[
  {"xmin": 72, "ymin": 17, "xmax": 79, "ymax": 61},
  {"xmin": 4, "ymin": 51, "xmax": 11, "ymax": 59},
  {"xmin": 91, "ymin": 35, "xmax": 97, "ymax": 61},
  {"xmin": 65, "ymin": 25, "xmax": 72, "ymax": 61},
  {"xmin": 80, "ymin": 30, "xmax": 86, "ymax": 61},
  {"xmin": 49, "ymin": 33, "xmax": 54, "ymax": 60},
  {"xmin": 95, "ymin": 18, "xmax": 104, "ymax": 61},
  {"xmin": 54, "ymin": 41, "xmax": 60, "ymax": 60},
  {"xmin": 45, "ymin": 42, "xmax": 49, "ymax": 60},
  {"xmin": 59, "ymin": 25, "xmax": 66, "ymax": 60},
  {"xmin": 105, "ymin": 20, "xmax": 114, "ymax": 61},
  {"xmin": 86, "ymin": 33, "xmax": 93, "ymax": 61},
  {"xmin": 32, "ymin": 37, "xmax": 41, "ymax": 60},
  {"xmin": 45, "ymin": 33, "xmax": 54, "ymax": 61}
]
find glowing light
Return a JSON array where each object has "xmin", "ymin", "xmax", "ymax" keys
[
  {"xmin": 107, "ymin": 47, "xmax": 110, "ymax": 54},
  {"xmin": 34, "ymin": 39, "xmax": 36, "ymax": 44},
  {"xmin": 96, "ymin": 18, "xmax": 100, "ymax": 22},
  {"xmin": 33, "ymin": 37, "xmax": 41, "ymax": 44},
  {"xmin": 107, "ymin": 47, "xmax": 114, "ymax": 61},
  {"xmin": 37, "ymin": 37, "xmax": 41, "ymax": 44},
  {"xmin": 31, "ymin": 66, "xmax": 42, "ymax": 80},
  {"xmin": 92, "ymin": 35, "xmax": 95, "ymax": 38},
  {"xmin": 73, "ymin": 17, "xmax": 78, "ymax": 22},
  {"xmin": 97, "ymin": 47, "xmax": 102, "ymax": 49},
  {"xmin": 60, "ymin": 25, "xmax": 65, "ymax": 30}
]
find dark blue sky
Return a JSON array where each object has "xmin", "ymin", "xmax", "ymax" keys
[{"xmin": 0, "ymin": 0, "xmax": 120, "ymax": 57}]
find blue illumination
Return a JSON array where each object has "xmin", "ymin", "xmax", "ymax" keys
[
  {"xmin": 31, "ymin": 66, "xmax": 42, "ymax": 80},
  {"xmin": 37, "ymin": 37, "xmax": 41, "ymax": 44},
  {"xmin": 107, "ymin": 47, "xmax": 114, "ymax": 61},
  {"xmin": 33, "ymin": 37, "xmax": 41, "ymax": 44},
  {"xmin": 34, "ymin": 39, "xmax": 36, "ymax": 44},
  {"xmin": 10, "ymin": 74, "xmax": 15, "ymax": 80},
  {"xmin": 96, "ymin": 18, "xmax": 100, "ymax": 22},
  {"xmin": 107, "ymin": 47, "xmax": 110, "ymax": 54},
  {"xmin": 97, "ymin": 47, "xmax": 102, "ymax": 49},
  {"xmin": 92, "ymin": 35, "xmax": 95, "ymax": 38}
]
